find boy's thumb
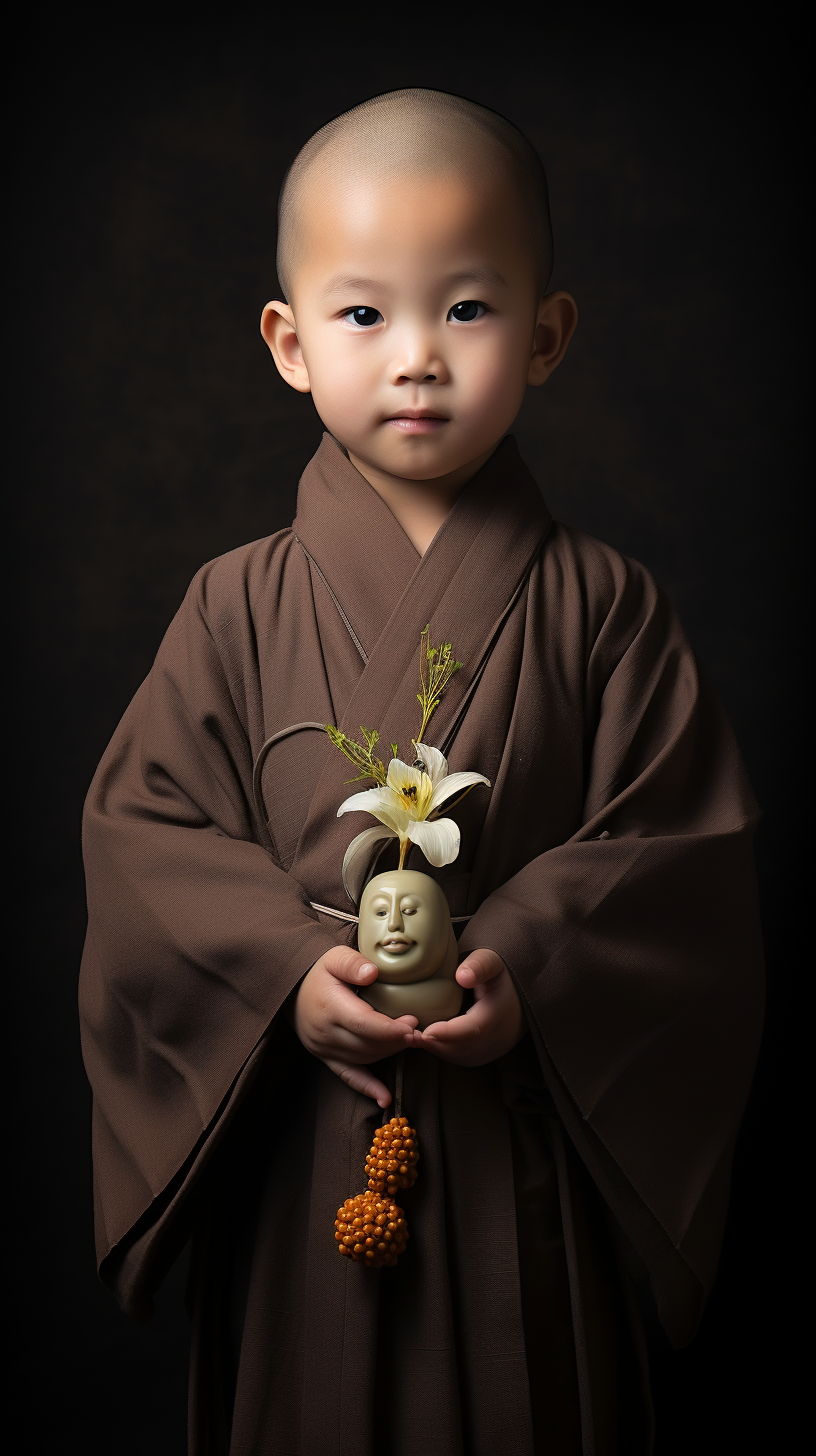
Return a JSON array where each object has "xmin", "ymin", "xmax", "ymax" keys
[
  {"xmin": 456, "ymin": 948, "xmax": 506, "ymax": 987},
  {"xmin": 324, "ymin": 946, "xmax": 378, "ymax": 984}
]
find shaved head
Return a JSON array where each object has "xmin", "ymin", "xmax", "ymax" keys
[{"xmin": 276, "ymin": 89, "xmax": 553, "ymax": 302}]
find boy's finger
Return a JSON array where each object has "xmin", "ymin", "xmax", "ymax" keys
[
  {"xmin": 322, "ymin": 994, "xmax": 419, "ymax": 1060},
  {"xmin": 322, "ymin": 946, "xmax": 379, "ymax": 984},
  {"xmin": 419, "ymin": 1004, "xmax": 495, "ymax": 1064},
  {"xmin": 421, "ymin": 994, "xmax": 495, "ymax": 1045},
  {"xmin": 324, "ymin": 1057, "xmax": 392, "ymax": 1107},
  {"xmin": 456, "ymin": 949, "xmax": 506, "ymax": 988},
  {"xmin": 330, "ymin": 989, "xmax": 419, "ymax": 1040},
  {"xmin": 330, "ymin": 1018, "xmax": 419, "ymax": 1061}
]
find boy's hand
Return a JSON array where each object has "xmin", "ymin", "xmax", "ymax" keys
[
  {"xmin": 290, "ymin": 946, "xmax": 418, "ymax": 1106},
  {"xmin": 417, "ymin": 949, "xmax": 524, "ymax": 1065}
]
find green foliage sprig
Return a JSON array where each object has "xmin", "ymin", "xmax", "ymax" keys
[
  {"xmin": 414, "ymin": 625, "xmax": 463, "ymax": 751},
  {"xmin": 324, "ymin": 724, "xmax": 387, "ymax": 785},
  {"xmin": 325, "ymin": 627, "xmax": 463, "ymax": 780}
]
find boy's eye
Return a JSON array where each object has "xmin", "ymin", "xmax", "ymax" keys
[
  {"xmin": 448, "ymin": 300, "xmax": 486, "ymax": 323},
  {"xmin": 344, "ymin": 306, "xmax": 383, "ymax": 327}
]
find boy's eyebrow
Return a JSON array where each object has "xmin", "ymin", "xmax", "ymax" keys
[
  {"xmin": 319, "ymin": 275, "xmax": 383, "ymax": 297},
  {"xmin": 318, "ymin": 265, "xmax": 510, "ymax": 299},
  {"xmin": 445, "ymin": 266, "xmax": 510, "ymax": 290}
]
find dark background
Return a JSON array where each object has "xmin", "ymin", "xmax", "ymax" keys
[{"xmin": 12, "ymin": 10, "xmax": 807, "ymax": 1454}]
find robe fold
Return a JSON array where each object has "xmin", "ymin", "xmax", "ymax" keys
[{"xmin": 80, "ymin": 434, "xmax": 763, "ymax": 1455}]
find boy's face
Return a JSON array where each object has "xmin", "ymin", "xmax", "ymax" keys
[{"xmin": 263, "ymin": 168, "xmax": 575, "ymax": 484}]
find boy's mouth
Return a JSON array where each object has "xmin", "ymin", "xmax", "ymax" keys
[
  {"xmin": 385, "ymin": 409, "xmax": 448, "ymax": 434},
  {"xmin": 379, "ymin": 935, "xmax": 414, "ymax": 953}
]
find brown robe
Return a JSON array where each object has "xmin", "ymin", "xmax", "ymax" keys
[{"xmin": 79, "ymin": 434, "xmax": 763, "ymax": 1455}]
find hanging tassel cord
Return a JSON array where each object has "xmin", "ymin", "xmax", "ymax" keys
[
  {"xmin": 310, "ymin": 901, "xmax": 471, "ymax": 925},
  {"xmin": 383, "ymin": 1049, "xmax": 406, "ymax": 1122}
]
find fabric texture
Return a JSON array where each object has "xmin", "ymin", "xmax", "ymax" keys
[{"xmin": 80, "ymin": 434, "xmax": 763, "ymax": 1455}]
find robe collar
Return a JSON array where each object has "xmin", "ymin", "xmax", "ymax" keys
[
  {"xmin": 289, "ymin": 433, "xmax": 552, "ymax": 906},
  {"xmin": 294, "ymin": 431, "xmax": 551, "ymax": 710},
  {"xmin": 293, "ymin": 434, "xmax": 420, "ymax": 661}
]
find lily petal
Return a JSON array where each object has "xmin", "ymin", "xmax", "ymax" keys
[
  {"xmin": 428, "ymin": 770, "xmax": 491, "ymax": 813},
  {"xmin": 337, "ymin": 788, "xmax": 389, "ymax": 817},
  {"xmin": 385, "ymin": 758, "xmax": 424, "ymax": 790},
  {"xmin": 341, "ymin": 825, "xmax": 398, "ymax": 903},
  {"xmin": 337, "ymin": 788, "xmax": 405, "ymax": 837},
  {"xmin": 406, "ymin": 815, "xmax": 461, "ymax": 867},
  {"xmin": 413, "ymin": 742, "xmax": 448, "ymax": 788}
]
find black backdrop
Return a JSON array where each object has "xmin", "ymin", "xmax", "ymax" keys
[{"xmin": 12, "ymin": 12, "xmax": 807, "ymax": 1454}]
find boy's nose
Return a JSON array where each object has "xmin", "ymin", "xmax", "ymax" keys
[
  {"xmin": 399, "ymin": 369, "xmax": 437, "ymax": 382},
  {"xmin": 390, "ymin": 336, "xmax": 449, "ymax": 386},
  {"xmin": 387, "ymin": 899, "xmax": 404, "ymax": 932}
]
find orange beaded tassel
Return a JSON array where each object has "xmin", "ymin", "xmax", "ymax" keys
[
  {"xmin": 365, "ymin": 1115, "xmax": 420, "ymax": 1195},
  {"xmin": 334, "ymin": 1114, "xmax": 420, "ymax": 1268}
]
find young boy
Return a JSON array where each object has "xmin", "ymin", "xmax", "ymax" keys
[{"xmin": 80, "ymin": 90, "xmax": 763, "ymax": 1455}]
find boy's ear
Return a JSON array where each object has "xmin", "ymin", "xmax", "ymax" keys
[
  {"xmin": 528, "ymin": 291, "xmax": 578, "ymax": 387},
  {"xmin": 260, "ymin": 302, "xmax": 312, "ymax": 393}
]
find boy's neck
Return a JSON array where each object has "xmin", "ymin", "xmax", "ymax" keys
[{"xmin": 347, "ymin": 445, "xmax": 498, "ymax": 556}]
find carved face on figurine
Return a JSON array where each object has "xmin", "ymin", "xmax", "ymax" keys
[
  {"xmin": 357, "ymin": 869, "xmax": 462, "ymax": 1029},
  {"xmin": 358, "ymin": 870, "xmax": 451, "ymax": 983}
]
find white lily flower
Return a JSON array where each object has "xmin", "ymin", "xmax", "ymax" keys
[{"xmin": 338, "ymin": 743, "xmax": 490, "ymax": 901}]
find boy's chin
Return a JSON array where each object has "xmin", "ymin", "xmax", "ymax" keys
[{"xmin": 346, "ymin": 436, "xmax": 494, "ymax": 485}]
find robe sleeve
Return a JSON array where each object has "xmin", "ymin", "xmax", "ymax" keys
[
  {"xmin": 458, "ymin": 554, "xmax": 764, "ymax": 1348},
  {"xmin": 79, "ymin": 567, "xmax": 339, "ymax": 1315}
]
